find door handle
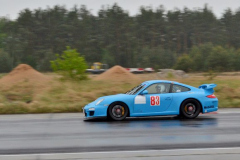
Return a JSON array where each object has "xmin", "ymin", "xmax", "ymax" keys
[{"xmin": 165, "ymin": 97, "xmax": 171, "ymax": 100}]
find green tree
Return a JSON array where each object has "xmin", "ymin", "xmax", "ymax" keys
[
  {"xmin": 101, "ymin": 49, "xmax": 115, "ymax": 67},
  {"xmin": 174, "ymin": 54, "xmax": 193, "ymax": 72},
  {"xmin": 0, "ymin": 18, "xmax": 7, "ymax": 49},
  {"xmin": 51, "ymin": 46, "xmax": 88, "ymax": 80},
  {"xmin": 0, "ymin": 50, "xmax": 12, "ymax": 73},
  {"xmin": 206, "ymin": 46, "xmax": 230, "ymax": 71},
  {"xmin": 2, "ymin": 4, "xmax": 240, "ymax": 72},
  {"xmin": 189, "ymin": 43, "xmax": 214, "ymax": 71},
  {"xmin": 136, "ymin": 47, "xmax": 175, "ymax": 69},
  {"xmin": 233, "ymin": 49, "xmax": 240, "ymax": 70}
]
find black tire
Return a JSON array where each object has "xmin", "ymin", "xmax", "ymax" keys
[
  {"xmin": 108, "ymin": 102, "xmax": 128, "ymax": 121},
  {"xmin": 180, "ymin": 99, "xmax": 201, "ymax": 119}
]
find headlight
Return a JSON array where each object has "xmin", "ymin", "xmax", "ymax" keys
[{"xmin": 96, "ymin": 99, "xmax": 104, "ymax": 106}]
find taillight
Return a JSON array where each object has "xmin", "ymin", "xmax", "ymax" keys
[{"xmin": 206, "ymin": 94, "xmax": 216, "ymax": 98}]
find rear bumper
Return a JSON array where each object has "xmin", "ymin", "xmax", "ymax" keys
[{"xmin": 202, "ymin": 98, "xmax": 218, "ymax": 113}]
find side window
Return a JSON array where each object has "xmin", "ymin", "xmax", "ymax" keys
[
  {"xmin": 172, "ymin": 84, "xmax": 190, "ymax": 93},
  {"xmin": 145, "ymin": 83, "xmax": 171, "ymax": 94}
]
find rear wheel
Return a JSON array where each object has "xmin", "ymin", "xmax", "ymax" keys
[
  {"xmin": 108, "ymin": 102, "xmax": 128, "ymax": 121},
  {"xmin": 180, "ymin": 99, "xmax": 201, "ymax": 119}
]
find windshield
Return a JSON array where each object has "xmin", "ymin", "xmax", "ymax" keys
[{"xmin": 125, "ymin": 84, "xmax": 145, "ymax": 95}]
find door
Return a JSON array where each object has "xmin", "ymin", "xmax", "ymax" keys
[{"xmin": 134, "ymin": 83, "xmax": 173, "ymax": 114}]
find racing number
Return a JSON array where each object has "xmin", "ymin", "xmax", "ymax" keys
[{"xmin": 150, "ymin": 96, "xmax": 160, "ymax": 106}]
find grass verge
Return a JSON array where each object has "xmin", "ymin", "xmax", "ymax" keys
[{"xmin": 0, "ymin": 73, "xmax": 239, "ymax": 114}]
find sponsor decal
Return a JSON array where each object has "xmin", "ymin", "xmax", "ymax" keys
[
  {"xmin": 134, "ymin": 95, "xmax": 146, "ymax": 104},
  {"xmin": 150, "ymin": 96, "xmax": 160, "ymax": 106},
  {"xmin": 204, "ymin": 105, "xmax": 214, "ymax": 109}
]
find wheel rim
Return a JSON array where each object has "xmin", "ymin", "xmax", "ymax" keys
[
  {"xmin": 184, "ymin": 103, "xmax": 196, "ymax": 116},
  {"xmin": 112, "ymin": 105, "xmax": 125, "ymax": 118}
]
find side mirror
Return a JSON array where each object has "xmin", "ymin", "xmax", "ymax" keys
[{"xmin": 141, "ymin": 90, "xmax": 148, "ymax": 95}]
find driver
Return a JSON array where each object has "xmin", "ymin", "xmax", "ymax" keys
[{"xmin": 155, "ymin": 85, "xmax": 162, "ymax": 93}]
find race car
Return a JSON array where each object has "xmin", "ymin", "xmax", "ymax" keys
[{"xmin": 83, "ymin": 80, "xmax": 218, "ymax": 121}]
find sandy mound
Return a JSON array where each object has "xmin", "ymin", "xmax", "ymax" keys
[
  {"xmin": 95, "ymin": 65, "xmax": 138, "ymax": 82},
  {"xmin": 0, "ymin": 64, "xmax": 50, "ymax": 85}
]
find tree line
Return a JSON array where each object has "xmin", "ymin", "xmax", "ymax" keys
[{"xmin": 0, "ymin": 4, "xmax": 240, "ymax": 73}]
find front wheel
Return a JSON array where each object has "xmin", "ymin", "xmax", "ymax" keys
[
  {"xmin": 180, "ymin": 99, "xmax": 201, "ymax": 119},
  {"xmin": 108, "ymin": 103, "xmax": 128, "ymax": 121}
]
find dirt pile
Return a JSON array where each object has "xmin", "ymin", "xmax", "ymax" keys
[
  {"xmin": 95, "ymin": 65, "xmax": 138, "ymax": 82},
  {"xmin": 158, "ymin": 69, "xmax": 188, "ymax": 78},
  {"xmin": 0, "ymin": 64, "xmax": 50, "ymax": 85}
]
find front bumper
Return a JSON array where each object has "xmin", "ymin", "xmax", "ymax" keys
[{"xmin": 83, "ymin": 102, "xmax": 108, "ymax": 118}]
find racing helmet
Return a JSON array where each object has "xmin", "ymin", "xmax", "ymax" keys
[{"xmin": 155, "ymin": 84, "xmax": 165, "ymax": 93}]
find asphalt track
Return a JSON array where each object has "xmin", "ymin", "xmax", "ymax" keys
[{"xmin": 0, "ymin": 109, "xmax": 240, "ymax": 159}]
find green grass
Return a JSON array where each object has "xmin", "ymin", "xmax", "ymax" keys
[
  {"xmin": 0, "ymin": 73, "xmax": 239, "ymax": 114},
  {"xmin": 0, "ymin": 76, "xmax": 137, "ymax": 114},
  {"xmin": 177, "ymin": 76, "xmax": 240, "ymax": 108},
  {"xmin": 0, "ymin": 73, "xmax": 6, "ymax": 79}
]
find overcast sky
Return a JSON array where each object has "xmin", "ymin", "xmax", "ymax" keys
[{"xmin": 0, "ymin": 0, "xmax": 240, "ymax": 19}]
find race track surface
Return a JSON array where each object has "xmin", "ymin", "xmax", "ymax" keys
[{"xmin": 0, "ymin": 109, "xmax": 240, "ymax": 158}]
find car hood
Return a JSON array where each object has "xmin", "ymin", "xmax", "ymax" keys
[
  {"xmin": 87, "ymin": 94, "xmax": 134, "ymax": 107},
  {"xmin": 94, "ymin": 93, "xmax": 133, "ymax": 103},
  {"xmin": 98, "ymin": 94, "xmax": 129, "ymax": 100}
]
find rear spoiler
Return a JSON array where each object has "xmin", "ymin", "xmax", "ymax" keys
[{"xmin": 198, "ymin": 84, "xmax": 217, "ymax": 94}]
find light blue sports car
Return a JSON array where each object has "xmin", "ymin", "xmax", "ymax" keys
[{"xmin": 83, "ymin": 80, "xmax": 218, "ymax": 121}]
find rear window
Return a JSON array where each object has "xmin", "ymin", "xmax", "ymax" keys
[{"xmin": 172, "ymin": 84, "xmax": 190, "ymax": 93}]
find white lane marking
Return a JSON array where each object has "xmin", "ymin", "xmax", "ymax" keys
[
  {"xmin": 204, "ymin": 110, "xmax": 240, "ymax": 114},
  {"xmin": 2, "ymin": 147, "xmax": 240, "ymax": 157},
  {"xmin": 218, "ymin": 111, "xmax": 240, "ymax": 114},
  {"xmin": 0, "ymin": 110, "xmax": 240, "ymax": 121}
]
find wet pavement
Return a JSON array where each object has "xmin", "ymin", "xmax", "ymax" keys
[{"xmin": 0, "ymin": 109, "xmax": 240, "ymax": 155}]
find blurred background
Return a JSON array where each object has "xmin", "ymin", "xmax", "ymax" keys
[
  {"xmin": 1, "ymin": 1, "xmax": 240, "ymax": 160},
  {"xmin": 0, "ymin": 0, "xmax": 240, "ymax": 114},
  {"xmin": 0, "ymin": 0, "xmax": 240, "ymax": 72}
]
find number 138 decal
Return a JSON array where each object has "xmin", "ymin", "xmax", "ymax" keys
[{"xmin": 150, "ymin": 96, "xmax": 160, "ymax": 106}]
